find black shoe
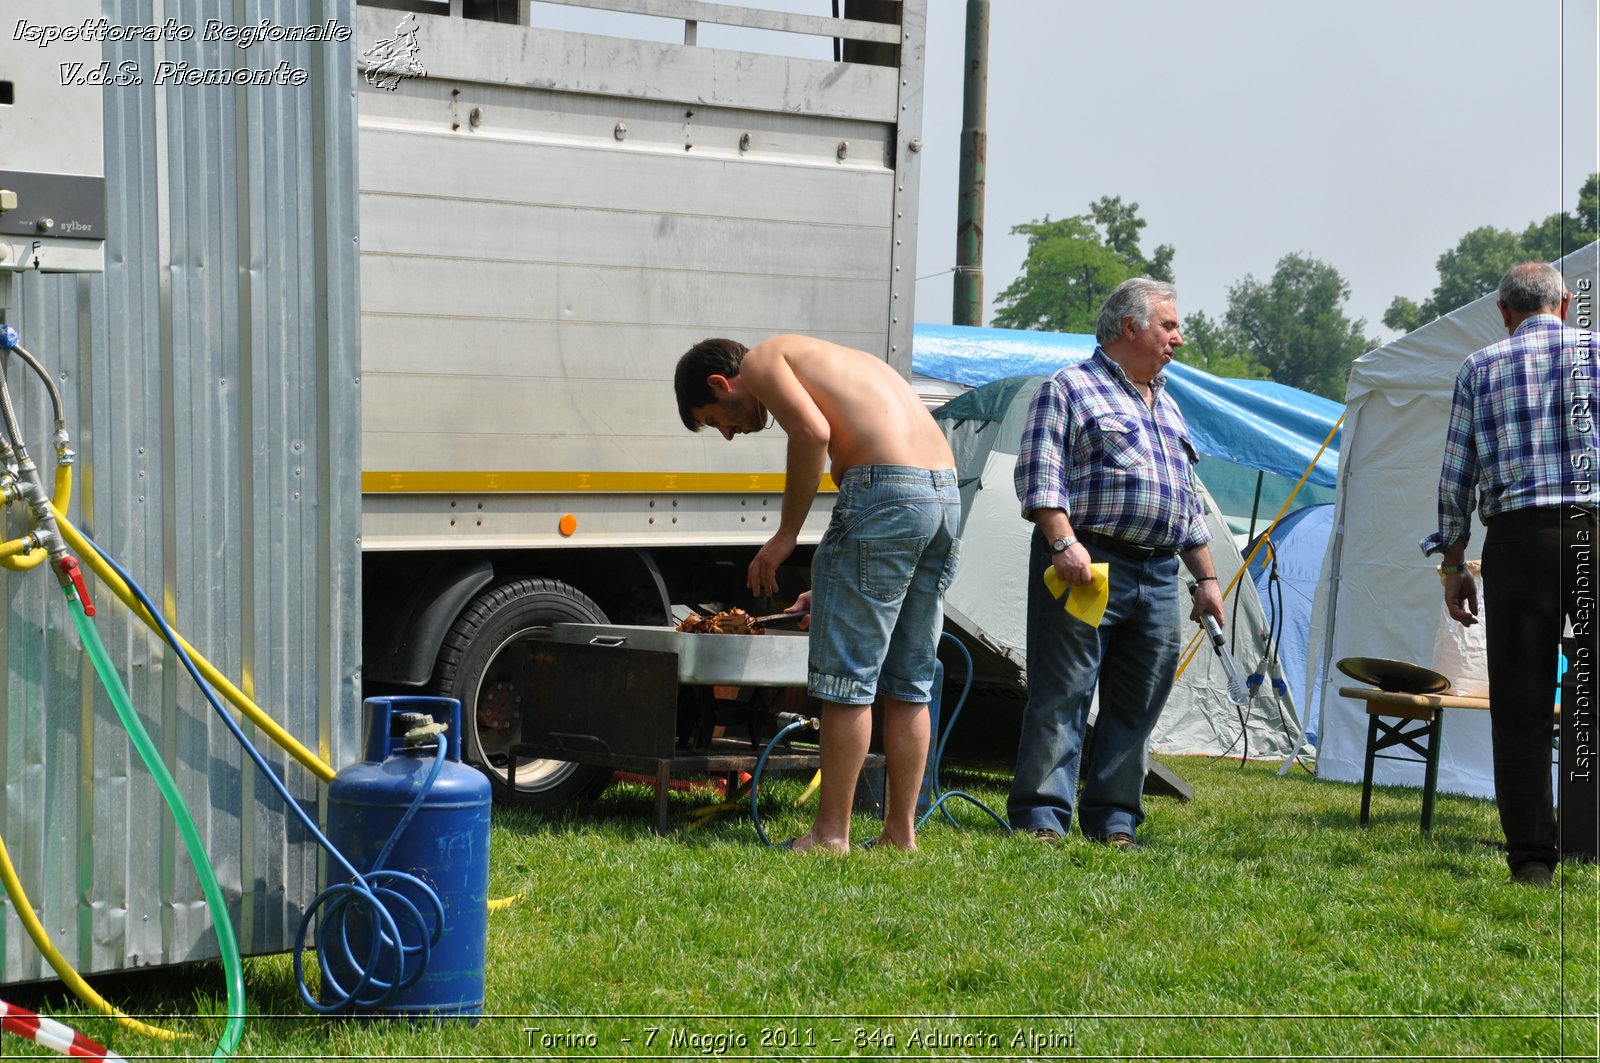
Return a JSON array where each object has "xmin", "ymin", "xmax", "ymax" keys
[{"xmin": 1510, "ymin": 862, "xmax": 1553, "ymax": 887}]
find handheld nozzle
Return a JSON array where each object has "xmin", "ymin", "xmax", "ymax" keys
[{"xmin": 1188, "ymin": 581, "xmax": 1249, "ymax": 707}]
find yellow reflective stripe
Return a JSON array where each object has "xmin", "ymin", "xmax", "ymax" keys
[{"xmin": 362, "ymin": 471, "xmax": 837, "ymax": 493}]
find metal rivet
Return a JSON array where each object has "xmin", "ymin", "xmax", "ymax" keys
[{"xmin": 614, "ymin": 122, "xmax": 627, "ymax": 140}]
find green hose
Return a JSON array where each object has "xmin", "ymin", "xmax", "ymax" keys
[{"xmin": 65, "ymin": 586, "xmax": 246, "ymax": 1057}]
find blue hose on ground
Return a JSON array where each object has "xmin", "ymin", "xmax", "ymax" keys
[
  {"xmin": 82, "ymin": 534, "xmax": 445, "ymax": 1014},
  {"xmin": 747, "ymin": 632, "xmax": 1009, "ymax": 845},
  {"xmin": 916, "ymin": 633, "xmax": 1010, "ymax": 834},
  {"xmin": 750, "ymin": 716, "xmax": 817, "ymax": 847}
]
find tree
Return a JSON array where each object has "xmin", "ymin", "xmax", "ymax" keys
[
  {"xmin": 1225, "ymin": 253, "xmax": 1375, "ymax": 401},
  {"xmin": 1176, "ymin": 310, "xmax": 1267, "ymax": 380},
  {"xmin": 989, "ymin": 216, "xmax": 1131, "ymax": 334},
  {"xmin": 1522, "ymin": 172, "xmax": 1600, "ymax": 261},
  {"xmin": 1384, "ymin": 173, "xmax": 1598, "ymax": 332},
  {"xmin": 1089, "ymin": 195, "xmax": 1174, "ymax": 282},
  {"xmin": 991, "ymin": 197, "xmax": 1173, "ymax": 334}
]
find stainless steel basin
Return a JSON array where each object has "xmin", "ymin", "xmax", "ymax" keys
[{"xmin": 550, "ymin": 623, "xmax": 809, "ymax": 687}]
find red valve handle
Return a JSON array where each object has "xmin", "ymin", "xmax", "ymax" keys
[{"xmin": 59, "ymin": 555, "xmax": 94, "ymax": 617}]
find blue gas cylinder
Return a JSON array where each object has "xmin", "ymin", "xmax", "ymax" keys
[{"xmin": 323, "ymin": 695, "xmax": 491, "ymax": 1017}]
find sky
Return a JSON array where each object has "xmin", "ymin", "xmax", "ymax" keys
[
  {"xmin": 526, "ymin": 0, "xmax": 1596, "ymax": 338},
  {"xmin": 911, "ymin": 0, "xmax": 1598, "ymax": 337}
]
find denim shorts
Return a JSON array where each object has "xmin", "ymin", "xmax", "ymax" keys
[{"xmin": 807, "ymin": 465, "xmax": 961, "ymax": 705}]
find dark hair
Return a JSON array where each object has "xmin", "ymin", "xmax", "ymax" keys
[
  {"xmin": 674, "ymin": 338, "xmax": 748, "ymax": 430},
  {"xmin": 1497, "ymin": 262, "xmax": 1567, "ymax": 315}
]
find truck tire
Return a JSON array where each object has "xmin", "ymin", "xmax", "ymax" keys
[{"xmin": 430, "ymin": 578, "xmax": 614, "ymax": 808}]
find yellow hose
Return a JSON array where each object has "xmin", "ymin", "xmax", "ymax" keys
[
  {"xmin": 1174, "ymin": 412, "xmax": 1346, "ymax": 682},
  {"xmin": 0, "ymin": 544, "xmax": 47, "ymax": 571},
  {"xmin": 50, "ymin": 504, "xmax": 336, "ymax": 784},
  {"xmin": 0, "ymin": 833, "xmax": 186, "ymax": 1041},
  {"xmin": 0, "ymin": 535, "xmax": 40, "ymax": 558},
  {"xmin": 1, "ymin": 460, "xmax": 72, "ymax": 570},
  {"xmin": 54, "ymin": 460, "xmax": 72, "ymax": 513}
]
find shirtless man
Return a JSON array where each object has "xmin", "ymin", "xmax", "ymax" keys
[{"xmin": 674, "ymin": 335, "xmax": 961, "ymax": 852}]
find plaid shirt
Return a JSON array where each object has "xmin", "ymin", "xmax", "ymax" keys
[
  {"xmin": 1422, "ymin": 314, "xmax": 1598, "ymax": 554},
  {"xmin": 1015, "ymin": 348, "xmax": 1209, "ymax": 551}
]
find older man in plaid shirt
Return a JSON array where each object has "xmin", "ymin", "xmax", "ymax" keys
[
  {"xmin": 1422, "ymin": 261, "xmax": 1595, "ymax": 887},
  {"xmin": 1008, "ymin": 277, "xmax": 1225, "ymax": 848}
]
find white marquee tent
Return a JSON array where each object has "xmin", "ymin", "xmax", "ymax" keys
[{"xmin": 1308, "ymin": 242, "xmax": 1599, "ymax": 797}]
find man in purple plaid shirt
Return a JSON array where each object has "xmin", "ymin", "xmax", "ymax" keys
[
  {"xmin": 1422, "ymin": 261, "xmax": 1596, "ymax": 887},
  {"xmin": 1008, "ymin": 278, "xmax": 1225, "ymax": 849}
]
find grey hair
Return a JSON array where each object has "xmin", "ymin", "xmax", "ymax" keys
[
  {"xmin": 1097, "ymin": 277, "xmax": 1177, "ymax": 347},
  {"xmin": 1497, "ymin": 262, "xmax": 1567, "ymax": 314}
]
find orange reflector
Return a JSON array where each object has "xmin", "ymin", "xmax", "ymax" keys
[{"xmin": 558, "ymin": 513, "xmax": 577, "ymax": 537}]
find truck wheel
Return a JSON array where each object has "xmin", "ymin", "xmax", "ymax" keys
[{"xmin": 431, "ymin": 578, "xmax": 614, "ymax": 807}]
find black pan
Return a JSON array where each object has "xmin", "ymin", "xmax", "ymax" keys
[{"xmin": 1336, "ymin": 656, "xmax": 1451, "ymax": 695}]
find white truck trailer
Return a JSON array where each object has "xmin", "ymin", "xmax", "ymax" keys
[
  {"xmin": 0, "ymin": 0, "xmax": 926, "ymax": 983},
  {"xmin": 351, "ymin": 0, "xmax": 928, "ymax": 807}
]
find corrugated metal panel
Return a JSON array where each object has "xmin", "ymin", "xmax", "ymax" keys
[{"xmin": 1, "ymin": 0, "xmax": 362, "ymax": 983}]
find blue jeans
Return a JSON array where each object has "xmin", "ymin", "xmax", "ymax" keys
[
  {"xmin": 808, "ymin": 466, "xmax": 961, "ymax": 705},
  {"xmin": 1007, "ymin": 527, "xmax": 1180, "ymax": 839}
]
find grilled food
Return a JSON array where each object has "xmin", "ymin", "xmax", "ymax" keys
[{"xmin": 676, "ymin": 607, "xmax": 763, "ymax": 635}]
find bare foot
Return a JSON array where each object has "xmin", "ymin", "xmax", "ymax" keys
[
  {"xmin": 866, "ymin": 833, "xmax": 917, "ymax": 851},
  {"xmin": 781, "ymin": 833, "xmax": 849, "ymax": 854}
]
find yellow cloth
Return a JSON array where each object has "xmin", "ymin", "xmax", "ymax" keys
[{"xmin": 1042, "ymin": 563, "xmax": 1110, "ymax": 628}]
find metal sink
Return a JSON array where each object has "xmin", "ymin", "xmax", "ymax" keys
[{"xmin": 550, "ymin": 623, "xmax": 809, "ymax": 687}]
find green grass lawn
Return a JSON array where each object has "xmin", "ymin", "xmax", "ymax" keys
[{"xmin": 8, "ymin": 757, "xmax": 1598, "ymax": 1061}]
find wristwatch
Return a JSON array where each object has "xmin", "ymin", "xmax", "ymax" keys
[{"xmin": 1049, "ymin": 535, "xmax": 1079, "ymax": 555}]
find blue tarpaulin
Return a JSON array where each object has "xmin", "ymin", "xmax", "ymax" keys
[{"xmin": 912, "ymin": 322, "xmax": 1344, "ymax": 493}]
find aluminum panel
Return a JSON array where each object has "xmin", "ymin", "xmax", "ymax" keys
[
  {"xmin": 360, "ymin": 253, "xmax": 890, "ymax": 329},
  {"xmin": 355, "ymin": 6, "xmax": 902, "ymax": 121},
  {"xmin": 356, "ymin": 185, "xmax": 892, "ymax": 280},
  {"xmin": 358, "ymin": 317, "xmax": 892, "ymax": 384},
  {"xmin": 353, "ymin": 2, "xmax": 923, "ymax": 556},
  {"xmin": 356, "ymin": 84, "xmax": 893, "ymax": 188},
  {"xmin": 359, "ymin": 126, "xmax": 893, "ymax": 229},
  {"xmin": 885, "ymin": 0, "xmax": 926, "ymax": 373},
  {"xmin": 0, "ymin": 0, "xmax": 362, "ymax": 984}
]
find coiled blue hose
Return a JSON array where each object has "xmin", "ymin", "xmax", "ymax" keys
[
  {"xmin": 297, "ymin": 742, "xmax": 446, "ymax": 1013},
  {"xmin": 916, "ymin": 633, "xmax": 1009, "ymax": 834},
  {"xmin": 83, "ymin": 534, "xmax": 446, "ymax": 1013}
]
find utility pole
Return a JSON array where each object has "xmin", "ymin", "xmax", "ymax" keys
[{"xmin": 953, "ymin": 0, "xmax": 988, "ymax": 326}]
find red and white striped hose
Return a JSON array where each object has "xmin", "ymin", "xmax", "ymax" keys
[{"xmin": 0, "ymin": 998, "xmax": 126, "ymax": 1062}]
